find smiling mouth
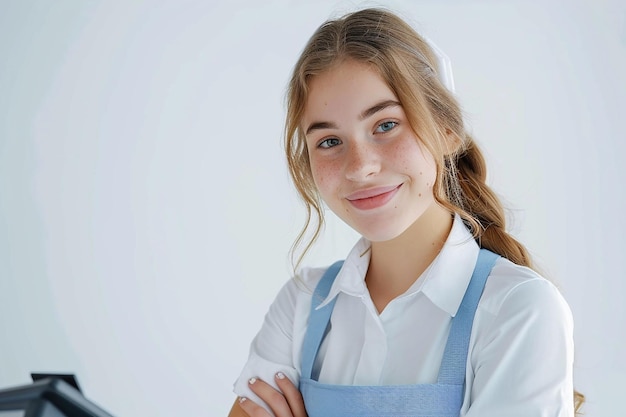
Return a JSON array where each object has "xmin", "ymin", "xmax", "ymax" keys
[{"xmin": 346, "ymin": 184, "xmax": 401, "ymax": 210}]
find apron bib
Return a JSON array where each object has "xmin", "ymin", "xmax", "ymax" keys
[{"xmin": 299, "ymin": 249, "xmax": 499, "ymax": 417}]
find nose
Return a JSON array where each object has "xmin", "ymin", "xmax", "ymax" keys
[{"xmin": 344, "ymin": 141, "xmax": 380, "ymax": 181}]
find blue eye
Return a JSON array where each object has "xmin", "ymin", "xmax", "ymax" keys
[
  {"xmin": 375, "ymin": 121, "xmax": 397, "ymax": 133},
  {"xmin": 319, "ymin": 138, "xmax": 341, "ymax": 148}
]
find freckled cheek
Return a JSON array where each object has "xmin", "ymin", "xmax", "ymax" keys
[
  {"xmin": 310, "ymin": 160, "xmax": 341, "ymax": 195},
  {"xmin": 388, "ymin": 141, "xmax": 417, "ymax": 171},
  {"xmin": 392, "ymin": 139, "xmax": 438, "ymax": 185}
]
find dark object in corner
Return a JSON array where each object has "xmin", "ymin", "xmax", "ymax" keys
[
  {"xmin": 31, "ymin": 374, "xmax": 81, "ymax": 393},
  {"xmin": 0, "ymin": 374, "xmax": 114, "ymax": 417}
]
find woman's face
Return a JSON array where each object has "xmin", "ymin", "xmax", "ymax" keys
[{"xmin": 302, "ymin": 59, "xmax": 439, "ymax": 242}]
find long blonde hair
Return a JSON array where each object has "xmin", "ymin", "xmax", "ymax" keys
[{"xmin": 284, "ymin": 8, "xmax": 583, "ymax": 412}]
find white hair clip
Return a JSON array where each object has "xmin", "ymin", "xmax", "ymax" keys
[{"xmin": 423, "ymin": 37, "xmax": 455, "ymax": 93}]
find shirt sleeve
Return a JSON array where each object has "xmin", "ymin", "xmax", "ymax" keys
[
  {"xmin": 466, "ymin": 278, "xmax": 575, "ymax": 417},
  {"xmin": 232, "ymin": 278, "xmax": 302, "ymax": 413}
]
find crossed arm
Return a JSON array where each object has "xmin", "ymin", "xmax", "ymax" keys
[
  {"xmin": 228, "ymin": 267, "xmax": 576, "ymax": 416},
  {"xmin": 227, "ymin": 373, "xmax": 306, "ymax": 417}
]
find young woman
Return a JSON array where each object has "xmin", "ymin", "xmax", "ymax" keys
[{"xmin": 228, "ymin": 8, "xmax": 583, "ymax": 417}]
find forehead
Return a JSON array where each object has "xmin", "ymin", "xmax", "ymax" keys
[{"xmin": 302, "ymin": 60, "xmax": 398, "ymax": 124}]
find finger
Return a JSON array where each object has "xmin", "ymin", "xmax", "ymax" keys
[
  {"xmin": 275, "ymin": 372, "xmax": 307, "ymax": 417},
  {"xmin": 237, "ymin": 396, "xmax": 272, "ymax": 417},
  {"xmin": 248, "ymin": 377, "xmax": 293, "ymax": 417}
]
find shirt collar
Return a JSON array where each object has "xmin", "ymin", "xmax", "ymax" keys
[
  {"xmin": 316, "ymin": 238, "xmax": 371, "ymax": 309},
  {"xmin": 317, "ymin": 214, "xmax": 479, "ymax": 317}
]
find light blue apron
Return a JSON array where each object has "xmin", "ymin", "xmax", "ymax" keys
[{"xmin": 299, "ymin": 249, "xmax": 499, "ymax": 417}]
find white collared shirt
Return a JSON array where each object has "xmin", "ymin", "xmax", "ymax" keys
[{"xmin": 234, "ymin": 215, "xmax": 575, "ymax": 416}]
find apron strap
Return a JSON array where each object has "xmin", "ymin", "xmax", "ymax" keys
[
  {"xmin": 300, "ymin": 260, "xmax": 344, "ymax": 380},
  {"xmin": 437, "ymin": 249, "xmax": 499, "ymax": 384},
  {"xmin": 300, "ymin": 249, "xmax": 500, "ymax": 385}
]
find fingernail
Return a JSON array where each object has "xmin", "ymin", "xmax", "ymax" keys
[
  {"xmin": 238, "ymin": 397, "xmax": 247, "ymax": 404},
  {"xmin": 248, "ymin": 377, "xmax": 257, "ymax": 385},
  {"xmin": 276, "ymin": 372, "xmax": 285, "ymax": 380}
]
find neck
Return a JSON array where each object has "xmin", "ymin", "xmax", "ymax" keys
[{"xmin": 365, "ymin": 203, "xmax": 454, "ymax": 313}]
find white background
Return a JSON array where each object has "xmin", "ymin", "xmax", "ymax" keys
[{"xmin": 0, "ymin": 0, "xmax": 624, "ymax": 415}]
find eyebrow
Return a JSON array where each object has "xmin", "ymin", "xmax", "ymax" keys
[
  {"xmin": 305, "ymin": 99, "xmax": 401, "ymax": 136},
  {"xmin": 359, "ymin": 99, "xmax": 401, "ymax": 120}
]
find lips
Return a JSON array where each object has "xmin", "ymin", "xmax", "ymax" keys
[{"xmin": 346, "ymin": 184, "xmax": 401, "ymax": 210}]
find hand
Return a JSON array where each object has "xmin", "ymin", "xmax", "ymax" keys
[{"xmin": 238, "ymin": 372, "xmax": 307, "ymax": 417}]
